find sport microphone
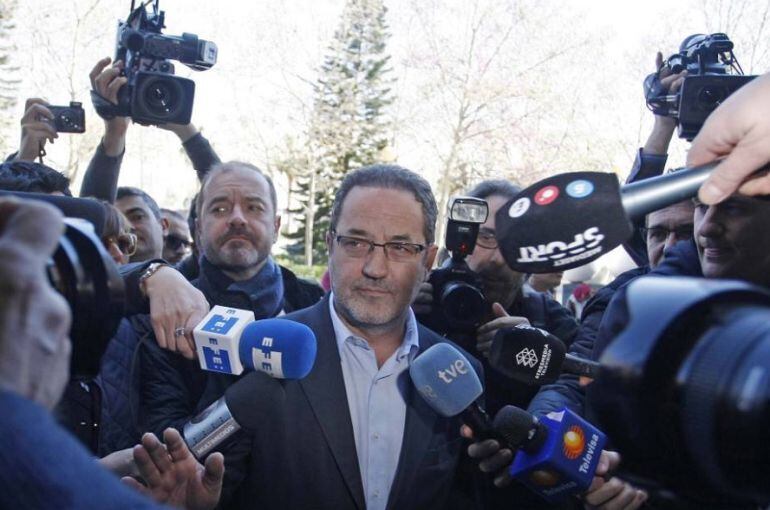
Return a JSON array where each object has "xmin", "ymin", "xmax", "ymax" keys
[
  {"xmin": 495, "ymin": 161, "xmax": 720, "ymax": 273},
  {"xmin": 488, "ymin": 324, "xmax": 600, "ymax": 385},
  {"xmin": 183, "ymin": 371, "xmax": 285, "ymax": 459},
  {"xmin": 193, "ymin": 306, "xmax": 317, "ymax": 378},
  {"xmin": 409, "ymin": 343, "xmax": 497, "ymax": 440},
  {"xmin": 493, "ymin": 405, "xmax": 607, "ymax": 502}
]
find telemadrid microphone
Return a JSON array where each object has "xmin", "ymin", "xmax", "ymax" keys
[
  {"xmin": 495, "ymin": 161, "xmax": 719, "ymax": 273},
  {"xmin": 493, "ymin": 405, "xmax": 607, "ymax": 502},
  {"xmin": 409, "ymin": 343, "xmax": 497, "ymax": 440},
  {"xmin": 183, "ymin": 371, "xmax": 286, "ymax": 459},
  {"xmin": 193, "ymin": 305, "xmax": 317, "ymax": 378},
  {"xmin": 488, "ymin": 324, "xmax": 601, "ymax": 385}
]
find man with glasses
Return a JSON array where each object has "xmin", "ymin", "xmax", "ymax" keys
[{"xmin": 161, "ymin": 208, "xmax": 194, "ymax": 265}]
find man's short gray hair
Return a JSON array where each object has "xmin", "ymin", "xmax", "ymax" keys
[{"xmin": 330, "ymin": 164, "xmax": 438, "ymax": 244}]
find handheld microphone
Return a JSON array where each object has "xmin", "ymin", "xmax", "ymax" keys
[
  {"xmin": 193, "ymin": 306, "xmax": 317, "ymax": 377},
  {"xmin": 409, "ymin": 343, "xmax": 496, "ymax": 439},
  {"xmin": 183, "ymin": 371, "xmax": 286, "ymax": 459},
  {"xmin": 495, "ymin": 161, "xmax": 719, "ymax": 273},
  {"xmin": 488, "ymin": 324, "xmax": 600, "ymax": 385},
  {"xmin": 493, "ymin": 406, "xmax": 607, "ymax": 502}
]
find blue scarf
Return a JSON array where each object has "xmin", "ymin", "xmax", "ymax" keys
[{"xmin": 196, "ymin": 256, "xmax": 285, "ymax": 319}]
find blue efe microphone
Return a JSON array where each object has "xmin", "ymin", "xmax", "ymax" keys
[{"xmin": 409, "ymin": 343, "xmax": 497, "ymax": 439}]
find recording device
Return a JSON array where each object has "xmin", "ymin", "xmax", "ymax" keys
[
  {"xmin": 495, "ymin": 161, "xmax": 720, "ymax": 273},
  {"xmin": 47, "ymin": 102, "xmax": 85, "ymax": 133},
  {"xmin": 183, "ymin": 368, "xmax": 287, "ymax": 459},
  {"xmin": 93, "ymin": 0, "xmax": 217, "ymax": 125},
  {"xmin": 644, "ymin": 33, "xmax": 756, "ymax": 140},
  {"xmin": 494, "ymin": 405, "xmax": 607, "ymax": 502},
  {"xmin": 592, "ymin": 277, "xmax": 770, "ymax": 507},
  {"xmin": 409, "ymin": 342, "xmax": 497, "ymax": 439},
  {"xmin": 0, "ymin": 192, "xmax": 125, "ymax": 378},
  {"xmin": 424, "ymin": 197, "xmax": 489, "ymax": 336},
  {"xmin": 193, "ymin": 305, "xmax": 317, "ymax": 378},
  {"xmin": 488, "ymin": 324, "xmax": 600, "ymax": 385}
]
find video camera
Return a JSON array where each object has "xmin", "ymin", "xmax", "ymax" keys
[
  {"xmin": 424, "ymin": 197, "xmax": 489, "ymax": 338},
  {"xmin": 591, "ymin": 276, "xmax": 770, "ymax": 508},
  {"xmin": 644, "ymin": 33, "xmax": 756, "ymax": 140},
  {"xmin": 93, "ymin": 0, "xmax": 217, "ymax": 125}
]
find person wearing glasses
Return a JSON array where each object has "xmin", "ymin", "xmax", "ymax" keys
[
  {"xmin": 161, "ymin": 208, "xmax": 194, "ymax": 265},
  {"xmin": 101, "ymin": 201, "xmax": 137, "ymax": 265}
]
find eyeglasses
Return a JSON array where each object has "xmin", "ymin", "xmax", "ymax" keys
[
  {"xmin": 640, "ymin": 225, "xmax": 694, "ymax": 243},
  {"xmin": 333, "ymin": 233, "xmax": 426, "ymax": 262},
  {"xmin": 475, "ymin": 228, "xmax": 498, "ymax": 249},
  {"xmin": 103, "ymin": 232, "xmax": 137, "ymax": 257},
  {"xmin": 166, "ymin": 234, "xmax": 193, "ymax": 251}
]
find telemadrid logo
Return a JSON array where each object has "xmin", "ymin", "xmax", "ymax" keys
[{"xmin": 562, "ymin": 425, "xmax": 586, "ymax": 459}]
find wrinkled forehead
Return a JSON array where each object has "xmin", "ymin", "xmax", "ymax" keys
[
  {"xmin": 647, "ymin": 200, "xmax": 695, "ymax": 227},
  {"xmin": 201, "ymin": 168, "xmax": 271, "ymax": 206}
]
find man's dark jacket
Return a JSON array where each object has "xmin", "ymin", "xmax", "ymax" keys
[{"xmin": 215, "ymin": 294, "xmax": 483, "ymax": 510}]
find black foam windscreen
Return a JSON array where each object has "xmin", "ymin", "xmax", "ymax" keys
[
  {"xmin": 492, "ymin": 405, "xmax": 547, "ymax": 453},
  {"xmin": 225, "ymin": 370, "xmax": 286, "ymax": 432},
  {"xmin": 0, "ymin": 190, "xmax": 106, "ymax": 236},
  {"xmin": 496, "ymin": 172, "xmax": 632, "ymax": 273},
  {"xmin": 488, "ymin": 324, "xmax": 567, "ymax": 385}
]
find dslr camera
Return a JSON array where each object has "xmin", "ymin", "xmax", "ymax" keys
[
  {"xmin": 93, "ymin": 0, "xmax": 217, "ymax": 125},
  {"xmin": 644, "ymin": 33, "xmax": 756, "ymax": 140},
  {"xmin": 47, "ymin": 102, "xmax": 85, "ymax": 133},
  {"xmin": 423, "ymin": 197, "xmax": 489, "ymax": 340},
  {"xmin": 592, "ymin": 277, "xmax": 770, "ymax": 509}
]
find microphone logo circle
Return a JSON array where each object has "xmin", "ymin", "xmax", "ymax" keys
[
  {"xmin": 566, "ymin": 180, "xmax": 594, "ymax": 199},
  {"xmin": 562, "ymin": 425, "xmax": 586, "ymax": 459},
  {"xmin": 534, "ymin": 185, "xmax": 559, "ymax": 205},
  {"xmin": 508, "ymin": 197, "xmax": 531, "ymax": 218}
]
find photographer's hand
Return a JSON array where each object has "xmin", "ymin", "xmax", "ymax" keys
[
  {"xmin": 144, "ymin": 266, "xmax": 209, "ymax": 360},
  {"xmin": 17, "ymin": 98, "xmax": 57, "ymax": 162},
  {"xmin": 583, "ymin": 450, "xmax": 647, "ymax": 510},
  {"xmin": 157, "ymin": 122, "xmax": 200, "ymax": 144},
  {"xmin": 90, "ymin": 57, "xmax": 130, "ymax": 157},
  {"xmin": 476, "ymin": 303, "xmax": 530, "ymax": 358},
  {"xmin": 411, "ymin": 281, "xmax": 433, "ymax": 315},
  {"xmin": 689, "ymin": 72, "xmax": 770, "ymax": 204},
  {"xmin": 643, "ymin": 52, "xmax": 686, "ymax": 156}
]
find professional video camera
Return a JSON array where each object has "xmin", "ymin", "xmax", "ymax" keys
[
  {"xmin": 591, "ymin": 276, "xmax": 770, "ymax": 509},
  {"xmin": 644, "ymin": 33, "xmax": 756, "ymax": 141},
  {"xmin": 93, "ymin": 0, "xmax": 217, "ymax": 125},
  {"xmin": 423, "ymin": 197, "xmax": 489, "ymax": 339}
]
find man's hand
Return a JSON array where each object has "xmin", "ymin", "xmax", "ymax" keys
[
  {"xmin": 412, "ymin": 281, "xmax": 433, "ymax": 315},
  {"xmin": 124, "ymin": 428, "xmax": 224, "ymax": 510},
  {"xmin": 17, "ymin": 98, "xmax": 57, "ymax": 162},
  {"xmin": 461, "ymin": 424, "xmax": 514, "ymax": 488},
  {"xmin": 583, "ymin": 450, "xmax": 647, "ymax": 510},
  {"xmin": 689, "ymin": 72, "xmax": 770, "ymax": 204},
  {"xmin": 144, "ymin": 266, "xmax": 209, "ymax": 359},
  {"xmin": 0, "ymin": 198, "xmax": 71, "ymax": 410},
  {"xmin": 157, "ymin": 122, "xmax": 200, "ymax": 144},
  {"xmin": 643, "ymin": 51, "xmax": 686, "ymax": 155},
  {"xmin": 89, "ymin": 56, "xmax": 130, "ymax": 156},
  {"xmin": 475, "ymin": 302, "xmax": 530, "ymax": 358},
  {"xmin": 99, "ymin": 447, "xmax": 142, "ymax": 478}
]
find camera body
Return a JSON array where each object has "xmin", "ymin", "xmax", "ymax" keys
[
  {"xmin": 48, "ymin": 102, "xmax": 85, "ymax": 133},
  {"xmin": 98, "ymin": 0, "xmax": 217, "ymax": 125},
  {"xmin": 425, "ymin": 197, "xmax": 489, "ymax": 338},
  {"xmin": 644, "ymin": 33, "xmax": 756, "ymax": 140},
  {"xmin": 592, "ymin": 277, "xmax": 770, "ymax": 507}
]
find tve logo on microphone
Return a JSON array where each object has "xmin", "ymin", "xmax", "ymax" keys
[
  {"xmin": 194, "ymin": 306, "xmax": 256, "ymax": 375},
  {"xmin": 437, "ymin": 358, "xmax": 469, "ymax": 383}
]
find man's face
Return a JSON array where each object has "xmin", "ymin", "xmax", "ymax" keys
[
  {"xmin": 644, "ymin": 201, "xmax": 695, "ymax": 268},
  {"xmin": 116, "ymin": 196, "xmax": 166, "ymax": 262},
  {"xmin": 695, "ymin": 194, "xmax": 770, "ymax": 287},
  {"xmin": 328, "ymin": 186, "xmax": 437, "ymax": 333},
  {"xmin": 197, "ymin": 168, "xmax": 280, "ymax": 281},
  {"xmin": 465, "ymin": 194, "xmax": 524, "ymax": 307},
  {"xmin": 162, "ymin": 213, "xmax": 193, "ymax": 264}
]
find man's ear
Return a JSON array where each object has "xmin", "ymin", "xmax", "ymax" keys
[
  {"xmin": 326, "ymin": 230, "xmax": 334, "ymax": 253},
  {"xmin": 273, "ymin": 215, "xmax": 282, "ymax": 243},
  {"xmin": 423, "ymin": 244, "xmax": 438, "ymax": 271},
  {"xmin": 195, "ymin": 217, "xmax": 201, "ymax": 244},
  {"xmin": 160, "ymin": 217, "xmax": 170, "ymax": 236}
]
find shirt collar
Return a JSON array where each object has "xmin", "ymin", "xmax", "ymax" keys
[{"xmin": 328, "ymin": 292, "xmax": 420, "ymax": 362}]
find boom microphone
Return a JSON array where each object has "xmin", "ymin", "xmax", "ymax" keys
[
  {"xmin": 409, "ymin": 343, "xmax": 497, "ymax": 440},
  {"xmin": 495, "ymin": 161, "xmax": 720, "ymax": 273},
  {"xmin": 488, "ymin": 324, "xmax": 601, "ymax": 385},
  {"xmin": 493, "ymin": 405, "xmax": 607, "ymax": 502},
  {"xmin": 193, "ymin": 305, "xmax": 317, "ymax": 377}
]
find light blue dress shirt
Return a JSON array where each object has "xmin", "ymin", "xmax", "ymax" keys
[{"xmin": 328, "ymin": 294, "xmax": 420, "ymax": 510}]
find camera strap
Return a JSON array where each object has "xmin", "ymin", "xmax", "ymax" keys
[
  {"xmin": 90, "ymin": 90, "xmax": 119, "ymax": 120},
  {"xmin": 37, "ymin": 141, "xmax": 46, "ymax": 165}
]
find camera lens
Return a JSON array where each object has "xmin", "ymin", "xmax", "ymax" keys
[
  {"xmin": 137, "ymin": 75, "xmax": 185, "ymax": 120},
  {"xmin": 59, "ymin": 113, "xmax": 73, "ymax": 128},
  {"xmin": 697, "ymin": 85, "xmax": 726, "ymax": 109},
  {"xmin": 441, "ymin": 281, "xmax": 486, "ymax": 329}
]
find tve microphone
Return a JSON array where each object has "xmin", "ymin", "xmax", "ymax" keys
[
  {"xmin": 488, "ymin": 324, "xmax": 600, "ymax": 385},
  {"xmin": 495, "ymin": 161, "xmax": 719, "ymax": 273},
  {"xmin": 193, "ymin": 306, "xmax": 317, "ymax": 377},
  {"xmin": 494, "ymin": 406, "xmax": 607, "ymax": 502},
  {"xmin": 409, "ymin": 343, "xmax": 497, "ymax": 439},
  {"xmin": 183, "ymin": 371, "xmax": 285, "ymax": 459}
]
